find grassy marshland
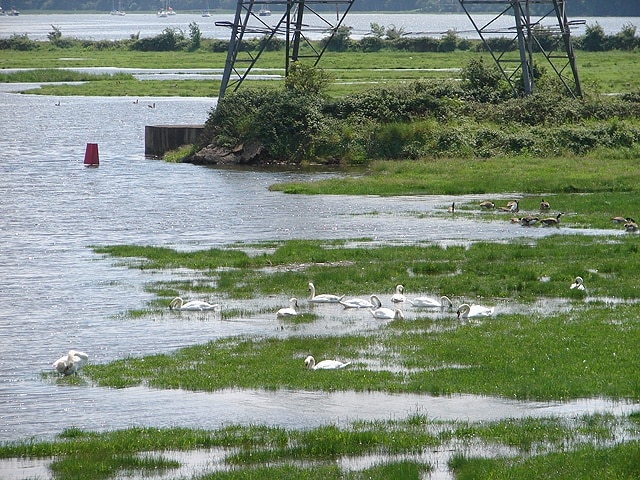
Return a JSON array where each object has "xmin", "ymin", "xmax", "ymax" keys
[
  {"xmin": 1, "ymin": 414, "xmax": 638, "ymax": 479},
  {"xmin": 1, "ymin": 49, "xmax": 639, "ymax": 97}
]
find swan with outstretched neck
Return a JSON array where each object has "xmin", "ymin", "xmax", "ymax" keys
[
  {"xmin": 53, "ymin": 350, "xmax": 89, "ymax": 376},
  {"xmin": 308, "ymin": 282, "xmax": 344, "ymax": 303},
  {"xmin": 408, "ymin": 295, "xmax": 453, "ymax": 309},
  {"xmin": 304, "ymin": 355, "xmax": 351, "ymax": 370},
  {"xmin": 277, "ymin": 298, "xmax": 299, "ymax": 317},
  {"xmin": 369, "ymin": 295, "xmax": 404, "ymax": 320},
  {"xmin": 456, "ymin": 303, "xmax": 495, "ymax": 319},
  {"xmin": 169, "ymin": 297, "xmax": 219, "ymax": 311}
]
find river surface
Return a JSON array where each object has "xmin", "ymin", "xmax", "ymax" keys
[
  {"xmin": 0, "ymin": 71, "xmax": 635, "ymax": 477},
  {"xmin": 0, "ymin": 12, "xmax": 638, "ymax": 42}
]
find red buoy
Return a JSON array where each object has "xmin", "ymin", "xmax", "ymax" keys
[{"xmin": 84, "ymin": 143, "xmax": 99, "ymax": 167}]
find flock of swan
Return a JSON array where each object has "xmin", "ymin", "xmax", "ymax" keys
[
  {"xmin": 55, "ymin": 275, "xmax": 589, "ymax": 374},
  {"xmin": 280, "ymin": 283, "xmax": 497, "ymax": 323}
]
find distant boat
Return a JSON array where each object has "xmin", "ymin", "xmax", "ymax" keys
[
  {"xmin": 6, "ymin": 6, "xmax": 19, "ymax": 15},
  {"xmin": 258, "ymin": 7, "xmax": 271, "ymax": 16},
  {"xmin": 158, "ymin": 0, "xmax": 175, "ymax": 17},
  {"xmin": 110, "ymin": 0, "xmax": 125, "ymax": 16},
  {"xmin": 201, "ymin": 1, "xmax": 211, "ymax": 17}
]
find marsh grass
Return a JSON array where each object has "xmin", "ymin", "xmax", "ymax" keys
[
  {"xmin": 449, "ymin": 441, "xmax": 640, "ymax": 480},
  {"xmin": 94, "ymin": 234, "xmax": 640, "ymax": 303},
  {"xmin": 3, "ymin": 49, "xmax": 640, "ymax": 96},
  {"xmin": 0, "ymin": 69, "xmax": 134, "ymax": 83},
  {"xmin": 2, "ymin": 414, "xmax": 636, "ymax": 480},
  {"xmin": 85, "ymin": 301, "xmax": 640, "ymax": 400},
  {"xmin": 270, "ymin": 156, "xmax": 640, "ymax": 197}
]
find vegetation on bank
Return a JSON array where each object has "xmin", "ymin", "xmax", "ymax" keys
[
  {"xmin": 199, "ymin": 60, "xmax": 640, "ymax": 165},
  {"xmin": 1, "ymin": 413, "xmax": 639, "ymax": 480}
]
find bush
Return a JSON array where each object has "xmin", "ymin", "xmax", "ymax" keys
[
  {"xmin": 0, "ymin": 34, "xmax": 37, "ymax": 51},
  {"xmin": 131, "ymin": 28, "xmax": 186, "ymax": 51},
  {"xmin": 581, "ymin": 24, "xmax": 607, "ymax": 51}
]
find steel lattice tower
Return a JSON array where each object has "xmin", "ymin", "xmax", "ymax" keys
[
  {"xmin": 218, "ymin": 0, "xmax": 581, "ymax": 98},
  {"xmin": 458, "ymin": 0, "xmax": 582, "ymax": 97},
  {"xmin": 217, "ymin": 0, "xmax": 356, "ymax": 97}
]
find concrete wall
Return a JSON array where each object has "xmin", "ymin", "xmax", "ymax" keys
[{"xmin": 145, "ymin": 124, "xmax": 205, "ymax": 157}]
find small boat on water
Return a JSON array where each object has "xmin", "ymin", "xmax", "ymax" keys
[
  {"xmin": 5, "ymin": 6, "xmax": 19, "ymax": 15},
  {"xmin": 258, "ymin": 7, "xmax": 271, "ymax": 16},
  {"xmin": 110, "ymin": 0, "xmax": 125, "ymax": 16}
]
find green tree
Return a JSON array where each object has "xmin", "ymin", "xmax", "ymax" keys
[
  {"xmin": 285, "ymin": 61, "xmax": 332, "ymax": 96},
  {"xmin": 188, "ymin": 22, "xmax": 201, "ymax": 51}
]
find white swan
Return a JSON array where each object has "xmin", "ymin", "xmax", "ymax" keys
[
  {"xmin": 408, "ymin": 295, "xmax": 453, "ymax": 309},
  {"xmin": 456, "ymin": 303, "xmax": 495, "ymax": 319},
  {"xmin": 308, "ymin": 282, "xmax": 344, "ymax": 303},
  {"xmin": 339, "ymin": 295, "xmax": 376, "ymax": 309},
  {"xmin": 369, "ymin": 296, "xmax": 404, "ymax": 320},
  {"xmin": 391, "ymin": 284, "xmax": 406, "ymax": 303},
  {"xmin": 304, "ymin": 355, "xmax": 351, "ymax": 370},
  {"xmin": 276, "ymin": 298, "xmax": 299, "ymax": 318},
  {"xmin": 53, "ymin": 350, "xmax": 89, "ymax": 376},
  {"xmin": 370, "ymin": 307, "xmax": 404, "ymax": 320},
  {"xmin": 169, "ymin": 297, "xmax": 219, "ymax": 311},
  {"xmin": 570, "ymin": 276, "xmax": 586, "ymax": 290}
]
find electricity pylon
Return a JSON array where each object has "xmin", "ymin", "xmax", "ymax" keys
[
  {"xmin": 458, "ymin": 0, "xmax": 582, "ymax": 97},
  {"xmin": 217, "ymin": 0, "xmax": 356, "ymax": 97}
]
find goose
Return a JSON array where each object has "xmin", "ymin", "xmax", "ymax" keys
[
  {"xmin": 276, "ymin": 298, "xmax": 299, "ymax": 318},
  {"xmin": 541, "ymin": 213, "xmax": 564, "ymax": 226},
  {"xmin": 408, "ymin": 295, "xmax": 453, "ymax": 309},
  {"xmin": 53, "ymin": 350, "xmax": 89, "ymax": 376},
  {"xmin": 169, "ymin": 297, "xmax": 219, "ymax": 311},
  {"xmin": 498, "ymin": 200, "xmax": 519, "ymax": 213},
  {"xmin": 308, "ymin": 282, "xmax": 344, "ymax": 303},
  {"xmin": 339, "ymin": 295, "xmax": 376, "ymax": 309},
  {"xmin": 479, "ymin": 201, "xmax": 495, "ymax": 209},
  {"xmin": 519, "ymin": 215, "xmax": 539, "ymax": 227},
  {"xmin": 54, "ymin": 100, "xmax": 60, "ymax": 106},
  {"xmin": 304, "ymin": 355, "xmax": 351, "ymax": 370},
  {"xmin": 447, "ymin": 202, "xmax": 455, "ymax": 213},
  {"xmin": 540, "ymin": 198, "xmax": 551, "ymax": 210},
  {"xmin": 456, "ymin": 303, "xmax": 495, "ymax": 319},
  {"xmin": 391, "ymin": 284, "xmax": 406, "ymax": 303},
  {"xmin": 570, "ymin": 276, "xmax": 586, "ymax": 291},
  {"xmin": 624, "ymin": 221, "xmax": 639, "ymax": 232},
  {"xmin": 611, "ymin": 216, "xmax": 634, "ymax": 224},
  {"xmin": 148, "ymin": 102, "xmax": 156, "ymax": 108}
]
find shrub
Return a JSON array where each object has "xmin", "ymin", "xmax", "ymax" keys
[
  {"xmin": 581, "ymin": 24, "xmax": 607, "ymax": 51},
  {"xmin": 359, "ymin": 36, "xmax": 383, "ymax": 52},
  {"xmin": 1, "ymin": 34, "xmax": 37, "ymax": 51},
  {"xmin": 285, "ymin": 62, "xmax": 332, "ymax": 96},
  {"xmin": 131, "ymin": 28, "xmax": 186, "ymax": 51},
  {"xmin": 460, "ymin": 57, "xmax": 511, "ymax": 102},
  {"xmin": 320, "ymin": 25, "xmax": 352, "ymax": 52},
  {"xmin": 188, "ymin": 22, "xmax": 201, "ymax": 51}
]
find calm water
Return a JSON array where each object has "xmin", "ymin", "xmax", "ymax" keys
[
  {"xmin": 0, "ymin": 12, "xmax": 638, "ymax": 41},
  {"xmin": 0, "ymin": 33, "xmax": 635, "ymax": 478}
]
